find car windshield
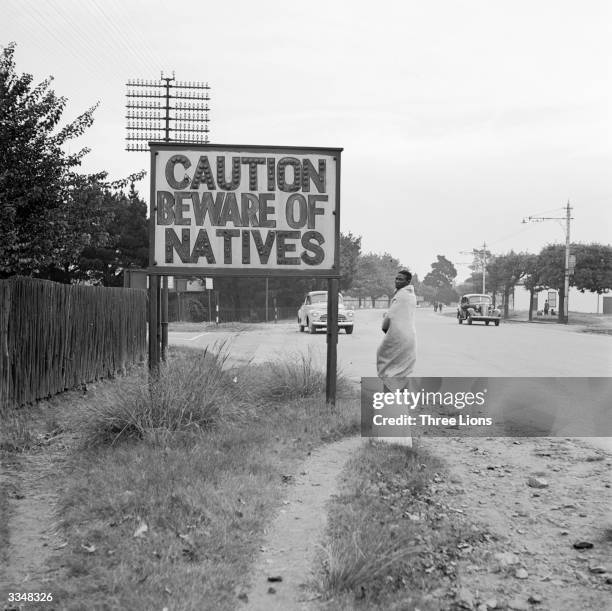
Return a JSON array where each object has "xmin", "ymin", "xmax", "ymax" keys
[
  {"xmin": 310, "ymin": 294, "xmax": 344, "ymax": 304},
  {"xmin": 468, "ymin": 296, "xmax": 491, "ymax": 305}
]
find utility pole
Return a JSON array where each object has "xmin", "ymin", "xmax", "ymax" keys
[
  {"xmin": 522, "ymin": 202, "xmax": 573, "ymax": 324},
  {"xmin": 460, "ymin": 242, "xmax": 490, "ymax": 293},
  {"xmin": 125, "ymin": 74, "xmax": 211, "ymax": 368}
]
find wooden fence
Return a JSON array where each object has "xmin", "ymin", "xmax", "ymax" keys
[{"xmin": 0, "ymin": 277, "xmax": 147, "ymax": 409}]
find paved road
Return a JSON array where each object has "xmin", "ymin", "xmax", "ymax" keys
[
  {"xmin": 170, "ymin": 309, "xmax": 612, "ymax": 450},
  {"xmin": 170, "ymin": 308, "xmax": 612, "ymax": 380}
]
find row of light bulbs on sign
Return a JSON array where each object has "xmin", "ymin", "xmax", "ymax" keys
[
  {"xmin": 126, "ymin": 100, "xmax": 210, "ymax": 111},
  {"xmin": 125, "ymin": 134, "xmax": 210, "ymax": 146},
  {"xmin": 126, "ymin": 110, "xmax": 210, "ymax": 121},
  {"xmin": 127, "ymin": 120, "xmax": 210, "ymax": 131},
  {"xmin": 173, "ymin": 125, "xmax": 210, "ymax": 132},
  {"xmin": 126, "ymin": 79, "xmax": 210, "ymax": 88},
  {"xmin": 127, "ymin": 89, "xmax": 210, "ymax": 100}
]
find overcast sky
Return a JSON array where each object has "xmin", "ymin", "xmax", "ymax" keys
[{"xmin": 3, "ymin": 0, "xmax": 611, "ymax": 281}]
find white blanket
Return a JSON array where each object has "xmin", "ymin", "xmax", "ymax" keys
[{"xmin": 376, "ymin": 285, "xmax": 417, "ymax": 391}]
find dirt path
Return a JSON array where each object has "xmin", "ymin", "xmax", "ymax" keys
[
  {"xmin": 419, "ymin": 435, "xmax": 611, "ymax": 610},
  {"xmin": 240, "ymin": 432, "xmax": 610, "ymax": 610},
  {"xmin": 242, "ymin": 436, "xmax": 364, "ymax": 610},
  {"xmin": 0, "ymin": 431, "xmax": 69, "ymax": 601}
]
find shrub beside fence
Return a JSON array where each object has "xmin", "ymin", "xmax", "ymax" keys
[{"xmin": 0, "ymin": 277, "xmax": 147, "ymax": 409}]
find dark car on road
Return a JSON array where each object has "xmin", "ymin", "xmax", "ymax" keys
[{"xmin": 457, "ymin": 294, "xmax": 501, "ymax": 326}]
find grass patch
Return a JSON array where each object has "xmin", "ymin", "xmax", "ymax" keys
[
  {"xmin": 316, "ymin": 441, "xmax": 481, "ymax": 609},
  {"xmin": 506, "ymin": 310, "xmax": 612, "ymax": 330},
  {"xmin": 0, "ymin": 408, "xmax": 34, "ymax": 453},
  {"xmin": 41, "ymin": 344, "xmax": 359, "ymax": 610},
  {"xmin": 0, "ymin": 478, "xmax": 9, "ymax": 564}
]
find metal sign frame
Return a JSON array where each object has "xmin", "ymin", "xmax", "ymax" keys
[{"xmin": 147, "ymin": 142, "xmax": 342, "ymax": 278}]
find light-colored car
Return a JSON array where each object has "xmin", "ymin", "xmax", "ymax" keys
[
  {"xmin": 457, "ymin": 294, "xmax": 501, "ymax": 326},
  {"xmin": 297, "ymin": 291, "xmax": 354, "ymax": 334}
]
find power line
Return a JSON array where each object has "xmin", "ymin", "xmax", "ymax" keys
[
  {"xmin": 106, "ymin": 0, "xmax": 166, "ymax": 74},
  {"xmin": 459, "ymin": 242, "xmax": 490, "ymax": 293},
  {"xmin": 12, "ymin": 0, "xmax": 108, "ymax": 78},
  {"xmin": 89, "ymin": 0, "xmax": 158, "ymax": 75}
]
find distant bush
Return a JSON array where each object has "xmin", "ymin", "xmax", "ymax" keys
[{"xmin": 184, "ymin": 296, "xmax": 207, "ymax": 322}]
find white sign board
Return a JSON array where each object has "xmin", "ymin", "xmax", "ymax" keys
[{"xmin": 149, "ymin": 144, "xmax": 341, "ymax": 278}]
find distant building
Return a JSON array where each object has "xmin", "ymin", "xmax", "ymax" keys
[{"xmin": 512, "ymin": 283, "xmax": 610, "ymax": 314}]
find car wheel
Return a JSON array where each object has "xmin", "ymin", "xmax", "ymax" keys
[
  {"xmin": 495, "ymin": 320, "xmax": 500, "ymax": 326},
  {"xmin": 485, "ymin": 321, "xmax": 490, "ymax": 326},
  {"xmin": 308, "ymin": 318, "xmax": 316, "ymax": 333},
  {"xmin": 467, "ymin": 316, "xmax": 473, "ymax": 325},
  {"xmin": 345, "ymin": 326, "xmax": 354, "ymax": 334}
]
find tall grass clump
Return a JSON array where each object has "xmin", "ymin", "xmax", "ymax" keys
[
  {"xmin": 82, "ymin": 343, "xmax": 239, "ymax": 445},
  {"xmin": 242, "ymin": 348, "xmax": 350, "ymax": 402},
  {"xmin": 319, "ymin": 522, "xmax": 420, "ymax": 594},
  {"xmin": 0, "ymin": 407, "xmax": 33, "ymax": 452}
]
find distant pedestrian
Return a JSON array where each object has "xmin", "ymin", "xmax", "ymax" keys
[
  {"xmin": 438, "ymin": 303, "xmax": 443, "ymax": 313},
  {"xmin": 434, "ymin": 302, "xmax": 438, "ymax": 312},
  {"xmin": 544, "ymin": 300, "xmax": 549, "ymax": 315}
]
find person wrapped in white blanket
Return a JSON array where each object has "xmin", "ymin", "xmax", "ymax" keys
[{"xmin": 375, "ymin": 269, "xmax": 417, "ymax": 448}]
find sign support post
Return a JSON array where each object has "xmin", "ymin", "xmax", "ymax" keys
[
  {"xmin": 148, "ymin": 274, "xmax": 161, "ymax": 371},
  {"xmin": 326, "ymin": 278, "xmax": 339, "ymax": 406},
  {"xmin": 161, "ymin": 276, "xmax": 168, "ymax": 361}
]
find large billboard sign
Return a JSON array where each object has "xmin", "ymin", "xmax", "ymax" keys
[{"xmin": 149, "ymin": 143, "xmax": 342, "ymax": 277}]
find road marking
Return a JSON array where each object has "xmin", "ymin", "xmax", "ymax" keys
[{"xmin": 183, "ymin": 332, "xmax": 207, "ymax": 342}]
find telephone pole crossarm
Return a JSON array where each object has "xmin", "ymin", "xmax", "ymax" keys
[{"xmin": 522, "ymin": 202, "xmax": 573, "ymax": 323}]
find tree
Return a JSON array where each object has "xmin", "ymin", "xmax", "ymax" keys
[
  {"xmin": 486, "ymin": 251, "xmax": 530, "ymax": 318},
  {"xmin": 423, "ymin": 255, "xmax": 458, "ymax": 304},
  {"xmin": 338, "ymin": 232, "xmax": 361, "ymax": 291},
  {"xmin": 351, "ymin": 253, "xmax": 404, "ymax": 306},
  {"xmin": 76, "ymin": 183, "xmax": 149, "ymax": 286},
  {"xmin": 572, "ymin": 243, "xmax": 612, "ymax": 295},
  {"xmin": 467, "ymin": 246, "xmax": 492, "ymax": 294},
  {"xmin": 538, "ymin": 242, "xmax": 612, "ymax": 321},
  {"xmin": 0, "ymin": 42, "xmax": 144, "ymax": 281},
  {"xmin": 521, "ymin": 253, "xmax": 543, "ymax": 320}
]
